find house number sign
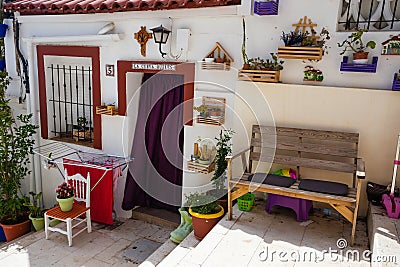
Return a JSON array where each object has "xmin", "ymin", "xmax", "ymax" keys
[{"xmin": 132, "ymin": 63, "xmax": 176, "ymax": 71}]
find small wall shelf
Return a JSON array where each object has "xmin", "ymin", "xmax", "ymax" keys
[
  {"xmin": 196, "ymin": 116, "xmax": 224, "ymax": 126},
  {"xmin": 254, "ymin": 0, "xmax": 279, "ymax": 15},
  {"xmin": 96, "ymin": 106, "xmax": 119, "ymax": 116},
  {"xmin": 340, "ymin": 56, "xmax": 378, "ymax": 73},
  {"xmin": 278, "ymin": 46, "xmax": 322, "ymax": 60},
  {"xmin": 187, "ymin": 161, "xmax": 215, "ymax": 174},
  {"xmin": 195, "ymin": 96, "xmax": 226, "ymax": 126},
  {"xmin": 238, "ymin": 69, "xmax": 280, "ymax": 83},
  {"xmin": 392, "ymin": 73, "xmax": 400, "ymax": 91},
  {"xmin": 201, "ymin": 42, "xmax": 233, "ymax": 71}
]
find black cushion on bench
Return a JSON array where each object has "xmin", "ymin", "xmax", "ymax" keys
[
  {"xmin": 298, "ymin": 179, "xmax": 348, "ymax": 196},
  {"xmin": 248, "ymin": 173, "xmax": 296, "ymax": 188}
]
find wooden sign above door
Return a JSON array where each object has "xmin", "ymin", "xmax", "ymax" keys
[{"xmin": 134, "ymin": 26, "xmax": 153, "ymax": 57}]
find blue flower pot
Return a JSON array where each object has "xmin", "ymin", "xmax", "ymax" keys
[
  {"xmin": 0, "ymin": 24, "xmax": 8, "ymax": 38},
  {"xmin": 0, "ymin": 226, "xmax": 6, "ymax": 242},
  {"xmin": 0, "ymin": 59, "xmax": 6, "ymax": 72}
]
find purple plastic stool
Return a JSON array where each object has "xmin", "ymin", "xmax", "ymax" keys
[{"xmin": 266, "ymin": 194, "xmax": 313, "ymax": 221}]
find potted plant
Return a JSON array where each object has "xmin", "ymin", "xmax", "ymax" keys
[
  {"xmin": 0, "ymin": 71, "xmax": 38, "ymax": 242},
  {"xmin": 338, "ymin": 29, "xmax": 376, "ymax": 62},
  {"xmin": 193, "ymin": 104, "xmax": 209, "ymax": 118},
  {"xmin": 25, "ymin": 192, "xmax": 45, "ymax": 231},
  {"xmin": 242, "ymin": 18, "xmax": 250, "ymax": 70},
  {"xmin": 56, "ymin": 182, "xmax": 74, "ymax": 212},
  {"xmin": 207, "ymin": 129, "xmax": 234, "ymax": 212},
  {"xmin": 73, "ymin": 116, "xmax": 92, "ymax": 141},
  {"xmin": 281, "ymin": 31, "xmax": 308, "ymax": 47},
  {"xmin": 186, "ymin": 193, "xmax": 224, "ymax": 240}
]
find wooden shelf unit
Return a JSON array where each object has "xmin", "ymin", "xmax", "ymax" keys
[
  {"xmin": 187, "ymin": 161, "xmax": 215, "ymax": 174},
  {"xmin": 278, "ymin": 46, "xmax": 323, "ymax": 60},
  {"xmin": 238, "ymin": 69, "xmax": 280, "ymax": 83},
  {"xmin": 96, "ymin": 106, "xmax": 119, "ymax": 116},
  {"xmin": 195, "ymin": 96, "xmax": 226, "ymax": 126},
  {"xmin": 202, "ymin": 42, "xmax": 234, "ymax": 71},
  {"xmin": 201, "ymin": 62, "xmax": 231, "ymax": 71},
  {"xmin": 196, "ymin": 116, "xmax": 224, "ymax": 126}
]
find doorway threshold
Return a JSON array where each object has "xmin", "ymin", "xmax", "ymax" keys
[{"xmin": 132, "ymin": 207, "xmax": 180, "ymax": 229}]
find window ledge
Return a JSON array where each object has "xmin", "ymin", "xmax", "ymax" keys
[{"xmin": 22, "ymin": 33, "xmax": 125, "ymax": 44}]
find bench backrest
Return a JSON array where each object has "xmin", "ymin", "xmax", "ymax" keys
[{"xmin": 249, "ymin": 125, "xmax": 359, "ymax": 185}]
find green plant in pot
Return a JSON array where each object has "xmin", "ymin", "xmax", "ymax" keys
[
  {"xmin": 0, "ymin": 71, "xmax": 38, "ymax": 242},
  {"xmin": 207, "ymin": 129, "xmax": 234, "ymax": 213},
  {"xmin": 24, "ymin": 192, "xmax": 45, "ymax": 231},
  {"xmin": 193, "ymin": 104, "xmax": 209, "ymax": 118},
  {"xmin": 186, "ymin": 193, "xmax": 224, "ymax": 240},
  {"xmin": 56, "ymin": 182, "xmax": 74, "ymax": 212},
  {"xmin": 337, "ymin": 29, "xmax": 376, "ymax": 63}
]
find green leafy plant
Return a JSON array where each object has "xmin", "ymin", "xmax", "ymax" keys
[
  {"xmin": 211, "ymin": 129, "xmax": 234, "ymax": 191},
  {"xmin": 265, "ymin": 53, "xmax": 284, "ymax": 71},
  {"xmin": 193, "ymin": 104, "xmax": 209, "ymax": 117},
  {"xmin": 24, "ymin": 192, "xmax": 44, "ymax": 218},
  {"xmin": 185, "ymin": 193, "xmax": 221, "ymax": 215},
  {"xmin": 77, "ymin": 116, "xmax": 88, "ymax": 130},
  {"xmin": 242, "ymin": 18, "xmax": 249, "ymax": 65},
  {"xmin": 337, "ymin": 29, "xmax": 376, "ymax": 55},
  {"xmin": 0, "ymin": 72, "xmax": 38, "ymax": 224}
]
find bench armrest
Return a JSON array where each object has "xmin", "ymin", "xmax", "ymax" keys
[
  {"xmin": 226, "ymin": 147, "xmax": 250, "ymax": 161},
  {"xmin": 356, "ymin": 158, "xmax": 365, "ymax": 179}
]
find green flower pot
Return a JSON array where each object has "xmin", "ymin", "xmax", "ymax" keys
[
  {"xmin": 29, "ymin": 214, "xmax": 44, "ymax": 231},
  {"xmin": 56, "ymin": 196, "xmax": 74, "ymax": 212}
]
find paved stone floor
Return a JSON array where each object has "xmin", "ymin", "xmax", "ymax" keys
[
  {"xmin": 158, "ymin": 198, "xmax": 370, "ymax": 267},
  {"xmin": 0, "ymin": 218, "xmax": 176, "ymax": 267}
]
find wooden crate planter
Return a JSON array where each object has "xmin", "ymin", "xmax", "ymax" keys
[
  {"xmin": 340, "ymin": 56, "xmax": 378, "ymax": 73},
  {"xmin": 195, "ymin": 96, "xmax": 226, "ymax": 126},
  {"xmin": 238, "ymin": 69, "xmax": 280, "ymax": 83},
  {"xmin": 96, "ymin": 106, "xmax": 119, "ymax": 116},
  {"xmin": 196, "ymin": 116, "xmax": 224, "ymax": 126},
  {"xmin": 254, "ymin": 0, "xmax": 279, "ymax": 15},
  {"xmin": 187, "ymin": 161, "xmax": 215, "ymax": 174},
  {"xmin": 201, "ymin": 62, "xmax": 231, "ymax": 71},
  {"xmin": 278, "ymin": 46, "xmax": 323, "ymax": 60},
  {"xmin": 392, "ymin": 73, "xmax": 400, "ymax": 91}
]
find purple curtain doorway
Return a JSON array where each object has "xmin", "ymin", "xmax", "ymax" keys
[{"xmin": 122, "ymin": 73, "xmax": 184, "ymax": 212}]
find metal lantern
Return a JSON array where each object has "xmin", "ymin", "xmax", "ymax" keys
[{"xmin": 150, "ymin": 25, "xmax": 171, "ymax": 58}]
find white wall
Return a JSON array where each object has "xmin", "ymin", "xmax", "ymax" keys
[{"xmin": 6, "ymin": 0, "xmax": 400, "ymax": 218}]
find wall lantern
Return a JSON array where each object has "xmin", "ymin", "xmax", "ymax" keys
[{"xmin": 150, "ymin": 25, "xmax": 171, "ymax": 58}]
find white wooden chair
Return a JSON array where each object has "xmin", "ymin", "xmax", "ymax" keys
[{"xmin": 44, "ymin": 170, "xmax": 92, "ymax": 246}]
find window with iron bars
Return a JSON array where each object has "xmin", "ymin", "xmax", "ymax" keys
[
  {"xmin": 338, "ymin": 0, "xmax": 400, "ymax": 31},
  {"xmin": 46, "ymin": 64, "xmax": 93, "ymax": 146}
]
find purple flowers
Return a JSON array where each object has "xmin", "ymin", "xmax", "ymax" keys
[{"xmin": 56, "ymin": 182, "xmax": 74, "ymax": 199}]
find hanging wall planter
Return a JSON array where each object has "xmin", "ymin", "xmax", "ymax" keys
[
  {"xmin": 0, "ymin": 24, "xmax": 8, "ymax": 38},
  {"xmin": 0, "ymin": 59, "xmax": 5, "ymax": 72},
  {"xmin": 254, "ymin": 0, "xmax": 279, "ymax": 15},
  {"xmin": 340, "ymin": 56, "xmax": 378, "ymax": 73},
  {"xmin": 392, "ymin": 73, "xmax": 400, "ymax": 91}
]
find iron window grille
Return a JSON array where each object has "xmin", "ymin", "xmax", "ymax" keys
[
  {"xmin": 47, "ymin": 64, "xmax": 93, "ymax": 145},
  {"xmin": 338, "ymin": 0, "xmax": 400, "ymax": 31}
]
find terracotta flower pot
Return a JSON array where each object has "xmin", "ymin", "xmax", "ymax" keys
[
  {"xmin": 57, "ymin": 196, "xmax": 74, "ymax": 212},
  {"xmin": 353, "ymin": 51, "xmax": 369, "ymax": 60},
  {"xmin": 215, "ymin": 58, "xmax": 225, "ymax": 63},
  {"xmin": 242, "ymin": 64, "xmax": 251, "ymax": 70},
  {"xmin": 189, "ymin": 205, "xmax": 224, "ymax": 240},
  {"xmin": 0, "ymin": 217, "xmax": 31, "ymax": 242}
]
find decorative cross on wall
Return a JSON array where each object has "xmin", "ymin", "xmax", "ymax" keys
[
  {"xmin": 292, "ymin": 16, "xmax": 319, "ymax": 44},
  {"xmin": 134, "ymin": 26, "xmax": 153, "ymax": 57}
]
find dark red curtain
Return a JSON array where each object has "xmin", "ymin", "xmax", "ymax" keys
[{"xmin": 122, "ymin": 73, "xmax": 184, "ymax": 212}]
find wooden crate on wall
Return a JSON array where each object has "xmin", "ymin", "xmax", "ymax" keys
[
  {"xmin": 96, "ymin": 106, "xmax": 119, "ymax": 116},
  {"xmin": 278, "ymin": 46, "xmax": 323, "ymax": 60},
  {"xmin": 187, "ymin": 161, "xmax": 215, "ymax": 174},
  {"xmin": 196, "ymin": 96, "xmax": 226, "ymax": 126},
  {"xmin": 238, "ymin": 69, "xmax": 280, "ymax": 83}
]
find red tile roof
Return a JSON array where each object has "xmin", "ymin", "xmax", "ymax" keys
[{"xmin": 5, "ymin": 0, "xmax": 241, "ymax": 15}]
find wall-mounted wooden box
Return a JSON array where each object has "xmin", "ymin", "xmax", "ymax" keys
[
  {"xmin": 187, "ymin": 161, "xmax": 215, "ymax": 174},
  {"xmin": 278, "ymin": 46, "xmax": 323, "ymax": 60},
  {"xmin": 340, "ymin": 56, "xmax": 378, "ymax": 73},
  {"xmin": 254, "ymin": 0, "xmax": 279, "ymax": 15},
  {"xmin": 392, "ymin": 73, "xmax": 400, "ymax": 91},
  {"xmin": 238, "ymin": 69, "xmax": 280, "ymax": 83},
  {"xmin": 96, "ymin": 106, "xmax": 119, "ymax": 116}
]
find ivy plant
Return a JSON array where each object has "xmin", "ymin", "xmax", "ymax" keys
[
  {"xmin": 211, "ymin": 129, "xmax": 234, "ymax": 191},
  {"xmin": 0, "ymin": 72, "xmax": 38, "ymax": 224}
]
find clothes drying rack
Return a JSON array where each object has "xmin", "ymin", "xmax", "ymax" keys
[{"xmin": 33, "ymin": 141, "xmax": 133, "ymax": 192}]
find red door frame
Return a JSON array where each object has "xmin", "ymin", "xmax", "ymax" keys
[
  {"xmin": 37, "ymin": 45, "xmax": 102, "ymax": 149},
  {"xmin": 117, "ymin": 60, "xmax": 195, "ymax": 126}
]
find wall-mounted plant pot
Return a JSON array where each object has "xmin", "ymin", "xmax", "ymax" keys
[
  {"xmin": 0, "ymin": 24, "xmax": 8, "ymax": 38},
  {"xmin": 254, "ymin": 0, "xmax": 279, "ymax": 15},
  {"xmin": 278, "ymin": 46, "xmax": 323, "ymax": 60},
  {"xmin": 238, "ymin": 69, "xmax": 280, "ymax": 83},
  {"xmin": 340, "ymin": 56, "xmax": 378, "ymax": 73},
  {"xmin": 0, "ymin": 59, "xmax": 6, "ymax": 72},
  {"xmin": 392, "ymin": 73, "xmax": 400, "ymax": 91}
]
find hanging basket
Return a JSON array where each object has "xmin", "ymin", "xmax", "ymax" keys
[{"xmin": 0, "ymin": 24, "xmax": 8, "ymax": 38}]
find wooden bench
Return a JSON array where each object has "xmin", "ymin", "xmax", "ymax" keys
[{"xmin": 227, "ymin": 125, "xmax": 365, "ymax": 246}]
